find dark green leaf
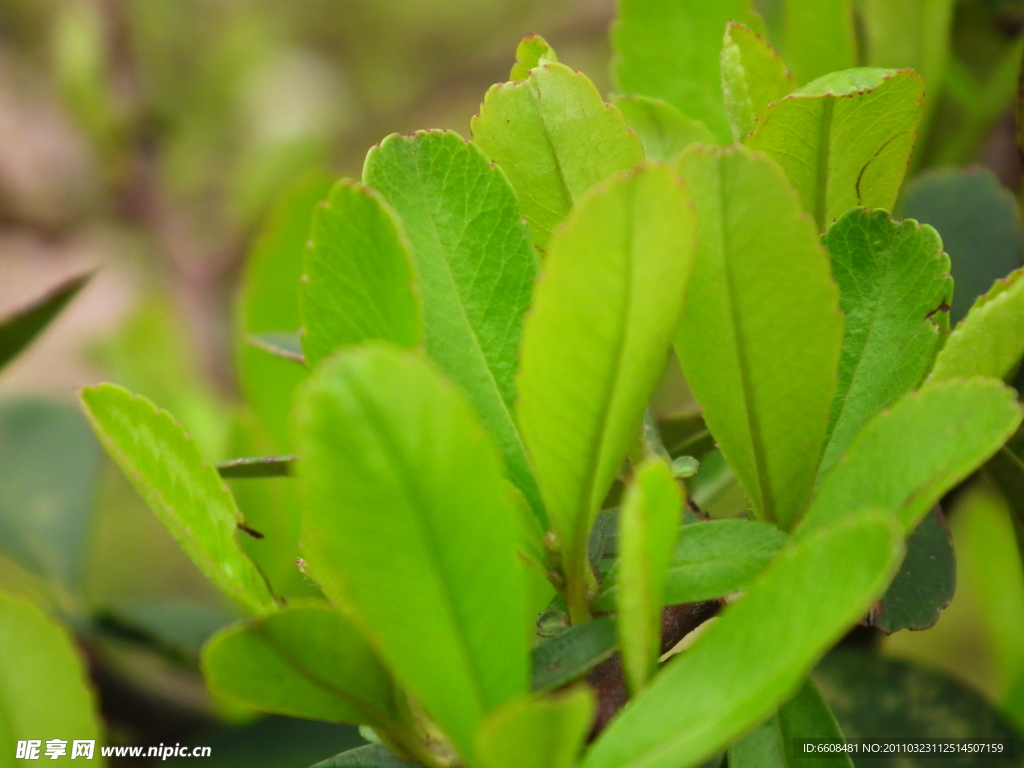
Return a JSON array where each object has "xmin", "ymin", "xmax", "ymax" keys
[
  {"xmin": 310, "ymin": 745, "xmax": 420, "ymax": 768},
  {"xmin": 531, "ymin": 617, "xmax": 617, "ymax": 692},
  {"xmin": 614, "ymin": 95, "xmax": 715, "ymax": 161},
  {"xmin": 0, "ymin": 271, "xmax": 91, "ymax": 373},
  {"xmin": 216, "ymin": 454, "xmax": 295, "ymax": 478}
]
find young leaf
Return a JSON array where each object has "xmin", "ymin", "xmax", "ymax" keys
[
  {"xmin": 311, "ymin": 745, "xmax": 419, "ymax": 768},
  {"xmin": 203, "ymin": 604, "xmax": 403, "ymax": 728},
  {"xmin": 612, "ymin": 0, "xmax": 759, "ymax": 142},
  {"xmin": 510, "ymin": 35, "xmax": 558, "ymax": 81},
  {"xmin": 614, "ymin": 459, "xmax": 683, "ymax": 694},
  {"xmin": 0, "ymin": 593, "xmax": 103, "ymax": 754},
  {"xmin": 728, "ymin": 680, "xmax": 852, "ymax": 768},
  {"xmin": 747, "ymin": 69, "xmax": 925, "ymax": 231},
  {"xmin": 363, "ymin": 130, "xmax": 542, "ymax": 522},
  {"xmin": 300, "ymin": 180, "xmax": 421, "ymax": 367},
  {"xmin": 295, "ymin": 344, "xmax": 528, "ymax": 761},
  {"xmin": 79, "ymin": 384, "xmax": 275, "ymax": 614},
  {"xmin": 581, "ymin": 509, "xmax": 904, "ymax": 768},
  {"xmin": 0, "ymin": 271, "xmax": 91, "ymax": 373},
  {"xmin": 598, "ymin": 519, "xmax": 787, "ymax": 610},
  {"xmin": 516, "ymin": 164, "xmax": 696, "ymax": 621},
  {"xmin": 471, "ymin": 63, "xmax": 643, "ymax": 249},
  {"xmin": 801, "ymin": 380, "xmax": 1023, "ymax": 537},
  {"xmin": 720, "ymin": 22, "xmax": 792, "ymax": 142},
  {"xmin": 783, "ymin": 0, "xmax": 857, "ymax": 86},
  {"xmin": 613, "ymin": 95, "xmax": 715, "ymax": 161},
  {"xmin": 531, "ymin": 617, "xmax": 618, "ymax": 692},
  {"xmin": 929, "ymin": 269, "xmax": 1024, "ymax": 383},
  {"xmin": 818, "ymin": 209, "xmax": 952, "ymax": 480},
  {"xmin": 674, "ymin": 145, "xmax": 842, "ymax": 531},
  {"xmin": 477, "ymin": 689, "xmax": 595, "ymax": 768}
]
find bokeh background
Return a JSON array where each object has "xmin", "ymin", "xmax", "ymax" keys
[{"xmin": 3, "ymin": 0, "xmax": 1024, "ymax": 764}]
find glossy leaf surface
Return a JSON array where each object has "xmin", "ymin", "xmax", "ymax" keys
[
  {"xmin": 614, "ymin": 95, "xmax": 715, "ymax": 161},
  {"xmin": 783, "ymin": 0, "xmax": 857, "ymax": 86},
  {"xmin": 0, "ymin": 271, "xmax": 90, "ymax": 373},
  {"xmin": 720, "ymin": 22, "xmax": 792, "ymax": 142},
  {"xmin": 477, "ymin": 689, "xmax": 594, "ymax": 768}
]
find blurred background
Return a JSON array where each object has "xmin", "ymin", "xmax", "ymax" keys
[{"xmin": 3, "ymin": 0, "xmax": 1024, "ymax": 764}]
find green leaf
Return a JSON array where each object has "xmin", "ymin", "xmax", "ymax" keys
[
  {"xmin": 818, "ymin": 209, "xmax": 952, "ymax": 480},
  {"xmin": 674, "ymin": 145, "xmax": 841, "ymax": 531},
  {"xmin": 599, "ymin": 519, "xmax": 787, "ymax": 610},
  {"xmin": 477, "ymin": 689, "xmax": 595, "ymax": 768},
  {"xmin": 869, "ymin": 506, "xmax": 955, "ymax": 633},
  {"xmin": 363, "ymin": 130, "xmax": 543, "ymax": 524},
  {"xmin": 510, "ymin": 35, "xmax": 558, "ymax": 81},
  {"xmin": 249, "ymin": 332, "xmax": 306, "ymax": 365},
  {"xmin": 0, "ymin": 593, "xmax": 103, "ymax": 755},
  {"xmin": 310, "ymin": 745, "xmax": 419, "ymax": 768},
  {"xmin": 580, "ymin": 509, "xmax": 904, "ymax": 768},
  {"xmin": 216, "ymin": 454, "xmax": 295, "ymax": 478},
  {"xmin": 902, "ymin": 169, "xmax": 1023, "ymax": 325},
  {"xmin": 929, "ymin": 269, "xmax": 1024, "ymax": 383},
  {"xmin": 531, "ymin": 617, "xmax": 617, "ymax": 692},
  {"xmin": 515, "ymin": 163, "xmax": 696, "ymax": 621},
  {"xmin": 0, "ymin": 271, "xmax": 90, "ymax": 373},
  {"xmin": 295, "ymin": 344, "xmax": 528, "ymax": 761},
  {"xmin": 801, "ymin": 380, "xmax": 1023, "ymax": 537},
  {"xmin": 300, "ymin": 180, "xmax": 421, "ymax": 367},
  {"xmin": 612, "ymin": 0, "xmax": 759, "ymax": 142},
  {"xmin": 472, "ymin": 63, "xmax": 643, "ymax": 249},
  {"xmin": 0, "ymin": 399, "xmax": 101, "ymax": 596},
  {"xmin": 613, "ymin": 95, "xmax": 715, "ymax": 162},
  {"xmin": 747, "ymin": 69, "xmax": 925, "ymax": 231},
  {"xmin": 720, "ymin": 22, "xmax": 793, "ymax": 142},
  {"xmin": 614, "ymin": 459, "xmax": 683, "ymax": 694},
  {"xmin": 202, "ymin": 604, "xmax": 403, "ymax": 728},
  {"xmin": 237, "ymin": 173, "xmax": 332, "ymax": 449},
  {"xmin": 79, "ymin": 384, "xmax": 275, "ymax": 614},
  {"xmin": 783, "ymin": 0, "xmax": 857, "ymax": 86},
  {"xmin": 728, "ymin": 679, "xmax": 853, "ymax": 768}
]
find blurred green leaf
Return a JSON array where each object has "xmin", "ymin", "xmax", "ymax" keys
[
  {"xmin": 720, "ymin": 22, "xmax": 792, "ymax": 141},
  {"xmin": 477, "ymin": 689, "xmax": 595, "ymax": 768},
  {"xmin": 675, "ymin": 145, "xmax": 841, "ymax": 531},
  {"xmin": 869, "ymin": 506, "xmax": 955, "ymax": 633},
  {"xmin": 216, "ymin": 454, "xmax": 295, "ymax": 478},
  {"xmin": 363, "ymin": 130, "xmax": 542, "ymax": 524},
  {"xmin": 79, "ymin": 384, "xmax": 275, "ymax": 614},
  {"xmin": 902, "ymin": 169, "xmax": 1023, "ymax": 325},
  {"xmin": 614, "ymin": 95, "xmax": 715, "ymax": 161},
  {"xmin": 531, "ymin": 617, "xmax": 617, "ymax": 692},
  {"xmin": 295, "ymin": 344, "xmax": 528, "ymax": 762},
  {"xmin": 472, "ymin": 63, "xmax": 643, "ymax": 249},
  {"xmin": 516, "ymin": 164, "xmax": 695, "ymax": 621},
  {"xmin": 801, "ymin": 380, "xmax": 1022, "ymax": 537},
  {"xmin": 248, "ymin": 332, "xmax": 306, "ymax": 365},
  {"xmin": 747, "ymin": 69, "xmax": 924, "ymax": 231},
  {"xmin": 300, "ymin": 180, "xmax": 420, "ymax": 367},
  {"xmin": 0, "ymin": 398, "xmax": 101, "ymax": 598},
  {"xmin": 101, "ymin": 599, "xmax": 234, "ymax": 658},
  {"xmin": 819, "ymin": 209, "xmax": 952, "ymax": 480},
  {"xmin": 728, "ymin": 679, "xmax": 852, "ymax": 767},
  {"xmin": 0, "ymin": 271, "xmax": 90, "ymax": 374},
  {"xmin": 613, "ymin": 0, "xmax": 759, "ymax": 142},
  {"xmin": 0, "ymin": 592, "xmax": 103, "ymax": 757},
  {"xmin": 510, "ymin": 35, "xmax": 558, "ymax": 81},
  {"xmin": 581, "ymin": 509, "xmax": 904, "ymax": 768},
  {"xmin": 310, "ymin": 745, "xmax": 418, "ymax": 768},
  {"xmin": 783, "ymin": 0, "xmax": 856, "ymax": 85}
]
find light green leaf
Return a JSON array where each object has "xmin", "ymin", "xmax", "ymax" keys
[
  {"xmin": 511, "ymin": 35, "xmax": 558, "ymax": 81},
  {"xmin": 720, "ymin": 22, "xmax": 793, "ymax": 142},
  {"xmin": 300, "ymin": 179, "xmax": 420, "ymax": 367},
  {"xmin": 747, "ymin": 69, "xmax": 925, "ymax": 231},
  {"xmin": 516, "ymin": 164, "xmax": 696, "ymax": 621},
  {"xmin": 0, "ymin": 271, "xmax": 91, "ymax": 373},
  {"xmin": 237, "ymin": 173, "xmax": 332, "ymax": 450},
  {"xmin": 615, "ymin": 459, "xmax": 683, "ymax": 694},
  {"xmin": 818, "ymin": 209, "xmax": 952, "ymax": 480},
  {"xmin": 79, "ymin": 384, "xmax": 275, "ymax": 614},
  {"xmin": 728, "ymin": 679, "xmax": 852, "ymax": 768},
  {"xmin": 783, "ymin": 0, "xmax": 857, "ymax": 86},
  {"xmin": 612, "ymin": 0, "xmax": 759, "ymax": 142},
  {"xmin": 0, "ymin": 593, "xmax": 103, "ymax": 760},
  {"xmin": 295, "ymin": 344, "xmax": 528, "ymax": 761},
  {"xmin": 477, "ymin": 689, "xmax": 595, "ymax": 768},
  {"xmin": 801, "ymin": 380, "xmax": 1023, "ymax": 537},
  {"xmin": 202, "ymin": 604, "xmax": 415, "ymax": 746},
  {"xmin": 613, "ymin": 95, "xmax": 715, "ymax": 162},
  {"xmin": 929, "ymin": 269, "xmax": 1024, "ymax": 383},
  {"xmin": 472, "ymin": 63, "xmax": 643, "ymax": 249},
  {"xmin": 363, "ymin": 130, "xmax": 542, "ymax": 523},
  {"xmin": 674, "ymin": 145, "xmax": 841, "ymax": 531},
  {"xmin": 581, "ymin": 509, "xmax": 904, "ymax": 768}
]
